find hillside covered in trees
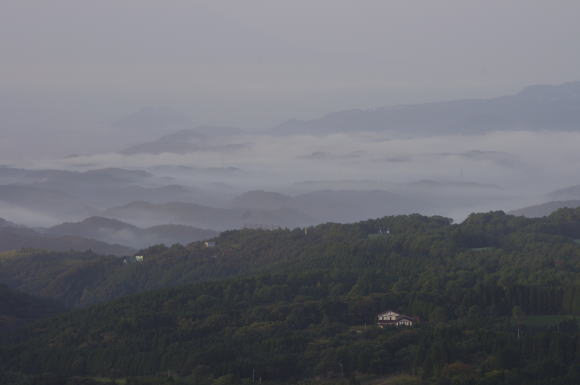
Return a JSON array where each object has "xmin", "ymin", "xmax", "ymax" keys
[
  {"xmin": 4, "ymin": 209, "xmax": 580, "ymax": 384},
  {"xmin": 0, "ymin": 284, "xmax": 65, "ymax": 341}
]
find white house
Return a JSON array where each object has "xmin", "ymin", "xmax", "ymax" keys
[
  {"xmin": 377, "ymin": 310, "xmax": 418, "ymax": 327},
  {"xmin": 378, "ymin": 310, "xmax": 400, "ymax": 322},
  {"xmin": 204, "ymin": 241, "xmax": 216, "ymax": 248},
  {"xmin": 135, "ymin": 255, "xmax": 144, "ymax": 262}
]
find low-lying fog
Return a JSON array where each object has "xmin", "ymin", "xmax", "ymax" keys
[
  {"xmin": 33, "ymin": 130, "xmax": 576, "ymax": 196},
  {"xmin": 3, "ymin": 0, "xmax": 580, "ymax": 252},
  {"xmin": 3, "ymin": 80, "xmax": 580, "ymax": 238},
  {"xmin": 2, "ymin": 128, "xmax": 579, "ymax": 230}
]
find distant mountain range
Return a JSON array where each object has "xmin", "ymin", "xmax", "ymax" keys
[
  {"xmin": 0, "ymin": 167, "xmax": 227, "ymax": 224},
  {"xmin": 510, "ymin": 200, "xmax": 580, "ymax": 218},
  {"xmin": 230, "ymin": 186, "xmax": 507, "ymax": 224},
  {"xmin": 103, "ymin": 201, "xmax": 316, "ymax": 230},
  {"xmin": 508, "ymin": 182, "xmax": 580, "ymax": 217},
  {"xmin": 113, "ymin": 81, "xmax": 580, "ymax": 157},
  {"xmin": 273, "ymin": 81, "xmax": 580, "ymax": 135},
  {"xmin": 0, "ymin": 164, "xmax": 514, "ymax": 230},
  {"xmin": 110, "ymin": 106, "xmax": 248, "ymax": 154},
  {"xmin": 231, "ymin": 190, "xmax": 294, "ymax": 210},
  {"xmin": 97, "ymin": 190, "xmax": 425, "ymax": 230},
  {"xmin": 0, "ymin": 219, "xmax": 134, "ymax": 256},
  {"xmin": 0, "ymin": 217, "xmax": 19, "ymax": 228},
  {"xmin": 547, "ymin": 184, "xmax": 580, "ymax": 201},
  {"xmin": 92, "ymin": 184, "xmax": 506, "ymax": 230},
  {"xmin": 0, "ymin": 214, "xmax": 218, "ymax": 254},
  {"xmin": 121, "ymin": 126, "xmax": 245, "ymax": 155},
  {"xmin": 47, "ymin": 216, "xmax": 217, "ymax": 249}
]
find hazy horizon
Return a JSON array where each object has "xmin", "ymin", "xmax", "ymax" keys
[
  {"xmin": 3, "ymin": 1, "xmax": 580, "ymax": 157},
  {"xmin": 2, "ymin": 1, "xmax": 580, "ymax": 228},
  {"xmin": 4, "ymin": 4, "xmax": 580, "ymax": 383}
]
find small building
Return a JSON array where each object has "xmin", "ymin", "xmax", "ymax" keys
[
  {"xmin": 135, "ymin": 255, "xmax": 144, "ymax": 262},
  {"xmin": 204, "ymin": 241, "xmax": 216, "ymax": 248},
  {"xmin": 377, "ymin": 225, "xmax": 390, "ymax": 235},
  {"xmin": 377, "ymin": 310, "xmax": 418, "ymax": 328},
  {"xmin": 368, "ymin": 226, "xmax": 391, "ymax": 240}
]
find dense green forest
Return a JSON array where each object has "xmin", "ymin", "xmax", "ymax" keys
[
  {"xmin": 0, "ymin": 284, "xmax": 64, "ymax": 339},
  {"xmin": 4, "ymin": 209, "xmax": 580, "ymax": 384}
]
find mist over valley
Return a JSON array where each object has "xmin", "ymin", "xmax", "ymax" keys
[
  {"xmin": 2, "ymin": 82, "xmax": 580, "ymax": 242},
  {"xmin": 3, "ymin": 2, "xmax": 580, "ymax": 384}
]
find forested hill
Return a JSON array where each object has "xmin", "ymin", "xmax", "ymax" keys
[
  {"xmin": 0, "ymin": 284, "xmax": 65, "ymax": 339},
  {"xmin": 4, "ymin": 209, "xmax": 580, "ymax": 384},
  {"xmin": 0, "ymin": 215, "xmax": 453, "ymax": 307},
  {"xmin": 3, "ymin": 209, "xmax": 580, "ymax": 309}
]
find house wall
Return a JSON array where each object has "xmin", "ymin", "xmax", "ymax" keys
[{"xmin": 377, "ymin": 311, "xmax": 416, "ymax": 327}]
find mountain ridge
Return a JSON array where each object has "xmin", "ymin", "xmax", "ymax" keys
[
  {"xmin": 103, "ymin": 200, "xmax": 316, "ymax": 230},
  {"xmin": 510, "ymin": 200, "xmax": 580, "ymax": 217},
  {"xmin": 47, "ymin": 216, "xmax": 218, "ymax": 248},
  {"xmin": 273, "ymin": 81, "xmax": 580, "ymax": 135},
  {"xmin": 0, "ymin": 222, "xmax": 134, "ymax": 256}
]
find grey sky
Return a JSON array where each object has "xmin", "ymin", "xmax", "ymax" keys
[
  {"xmin": 2, "ymin": 1, "xmax": 580, "ymax": 226},
  {"xmin": 1, "ymin": 0, "xmax": 580, "ymax": 132}
]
